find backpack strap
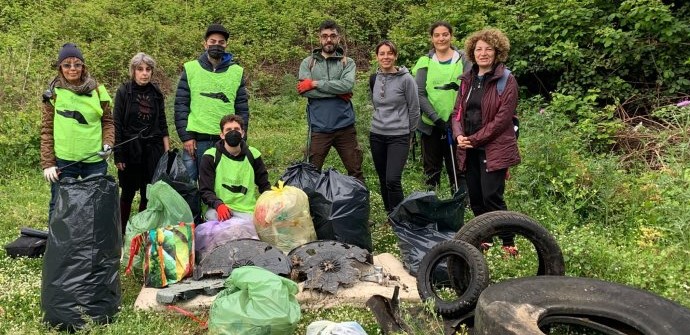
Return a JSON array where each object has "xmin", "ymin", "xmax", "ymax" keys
[
  {"xmin": 213, "ymin": 142, "xmax": 256, "ymax": 169},
  {"xmin": 497, "ymin": 68, "xmax": 511, "ymax": 96},
  {"xmin": 495, "ymin": 68, "xmax": 519, "ymax": 139},
  {"xmin": 369, "ymin": 73, "xmax": 376, "ymax": 94},
  {"xmin": 308, "ymin": 56, "xmax": 316, "ymax": 72}
]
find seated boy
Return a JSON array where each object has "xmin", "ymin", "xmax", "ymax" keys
[{"xmin": 199, "ymin": 114, "xmax": 270, "ymax": 220}]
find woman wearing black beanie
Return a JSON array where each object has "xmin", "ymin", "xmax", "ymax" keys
[{"xmin": 40, "ymin": 42, "xmax": 115, "ymax": 221}]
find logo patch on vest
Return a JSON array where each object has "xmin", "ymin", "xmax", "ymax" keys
[
  {"xmin": 222, "ymin": 184, "xmax": 248, "ymax": 195},
  {"xmin": 56, "ymin": 110, "xmax": 88, "ymax": 124},
  {"xmin": 200, "ymin": 92, "xmax": 230, "ymax": 103}
]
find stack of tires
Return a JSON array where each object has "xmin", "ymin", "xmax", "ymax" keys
[{"xmin": 416, "ymin": 211, "xmax": 690, "ymax": 334}]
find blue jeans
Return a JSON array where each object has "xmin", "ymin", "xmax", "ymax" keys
[
  {"xmin": 182, "ymin": 140, "xmax": 215, "ymax": 181},
  {"xmin": 48, "ymin": 158, "xmax": 108, "ymax": 222}
]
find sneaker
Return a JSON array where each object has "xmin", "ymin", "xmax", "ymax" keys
[
  {"xmin": 480, "ymin": 242, "xmax": 494, "ymax": 252},
  {"xmin": 502, "ymin": 245, "xmax": 519, "ymax": 258}
]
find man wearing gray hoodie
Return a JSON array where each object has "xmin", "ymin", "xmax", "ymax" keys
[{"xmin": 370, "ymin": 41, "xmax": 420, "ymax": 213}]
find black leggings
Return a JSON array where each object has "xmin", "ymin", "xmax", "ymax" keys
[{"xmin": 370, "ymin": 132, "xmax": 410, "ymax": 213}]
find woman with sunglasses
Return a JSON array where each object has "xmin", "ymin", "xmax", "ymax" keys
[
  {"xmin": 40, "ymin": 43, "xmax": 114, "ymax": 221},
  {"xmin": 113, "ymin": 53, "xmax": 170, "ymax": 233},
  {"xmin": 370, "ymin": 40, "xmax": 420, "ymax": 214}
]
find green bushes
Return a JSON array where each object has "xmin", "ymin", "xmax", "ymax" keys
[
  {"xmin": 388, "ymin": 0, "xmax": 690, "ymax": 115},
  {"xmin": 2, "ymin": 0, "xmax": 688, "ymax": 112},
  {"xmin": 0, "ymin": 108, "xmax": 41, "ymax": 174}
]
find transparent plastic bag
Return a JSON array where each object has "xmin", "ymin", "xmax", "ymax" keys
[
  {"xmin": 254, "ymin": 181, "xmax": 316, "ymax": 252},
  {"xmin": 196, "ymin": 213, "xmax": 258, "ymax": 260},
  {"xmin": 306, "ymin": 321, "xmax": 367, "ymax": 335}
]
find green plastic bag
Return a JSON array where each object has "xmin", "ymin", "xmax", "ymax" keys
[
  {"xmin": 124, "ymin": 181, "xmax": 193, "ymax": 276},
  {"xmin": 209, "ymin": 266, "xmax": 301, "ymax": 335},
  {"xmin": 126, "ymin": 181, "xmax": 193, "ymax": 236}
]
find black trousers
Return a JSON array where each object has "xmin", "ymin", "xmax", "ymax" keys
[
  {"xmin": 465, "ymin": 148, "xmax": 514, "ymax": 246},
  {"xmin": 117, "ymin": 140, "xmax": 164, "ymax": 232},
  {"xmin": 421, "ymin": 126, "xmax": 463, "ymax": 192},
  {"xmin": 370, "ymin": 132, "xmax": 410, "ymax": 213}
]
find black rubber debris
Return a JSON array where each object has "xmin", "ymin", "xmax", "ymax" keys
[
  {"xmin": 288, "ymin": 240, "xmax": 371, "ymax": 294},
  {"xmin": 193, "ymin": 239, "xmax": 291, "ymax": 280}
]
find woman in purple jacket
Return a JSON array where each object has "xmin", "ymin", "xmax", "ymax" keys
[{"xmin": 451, "ymin": 28, "xmax": 520, "ymax": 255}]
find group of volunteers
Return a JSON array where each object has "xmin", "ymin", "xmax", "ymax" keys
[{"xmin": 39, "ymin": 19, "xmax": 520, "ymax": 253}]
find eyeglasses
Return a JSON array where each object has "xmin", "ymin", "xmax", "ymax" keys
[
  {"xmin": 320, "ymin": 34, "xmax": 339, "ymax": 40},
  {"xmin": 60, "ymin": 63, "xmax": 83, "ymax": 70}
]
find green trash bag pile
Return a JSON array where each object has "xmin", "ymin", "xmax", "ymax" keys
[
  {"xmin": 209, "ymin": 266, "xmax": 301, "ymax": 335},
  {"xmin": 123, "ymin": 181, "xmax": 194, "ymax": 278}
]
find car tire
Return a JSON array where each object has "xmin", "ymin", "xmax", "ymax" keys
[
  {"xmin": 453, "ymin": 211, "xmax": 565, "ymax": 276},
  {"xmin": 416, "ymin": 239, "xmax": 489, "ymax": 317},
  {"xmin": 473, "ymin": 276, "xmax": 690, "ymax": 335}
]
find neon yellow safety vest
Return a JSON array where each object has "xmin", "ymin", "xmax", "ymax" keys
[
  {"xmin": 184, "ymin": 61, "xmax": 243, "ymax": 135},
  {"xmin": 205, "ymin": 146, "xmax": 261, "ymax": 213},
  {"xmin": 52, "ymin": 85, "xmax": 111, "ymax": 162},
  {"xmin": 411, "ymin": 56, "xmax": 464, "ymax": 124}
]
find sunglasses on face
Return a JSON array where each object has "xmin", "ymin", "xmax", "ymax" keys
[{"xmin": 60, "ymin": 63, "xmax": 83, "ymax": 70}]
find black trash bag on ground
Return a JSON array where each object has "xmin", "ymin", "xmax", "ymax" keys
[
  {"xmin": 151, "ymin": 149, "xmax": 200, "ymax": 223},
  {"xmin": 41, "ymin": 175, "xmax": 121, "ymax": 331},
  {"xmin": 315, "ymin": 168, "xmax": 372, "ymax": 252},
  {"xmin": 280, "ymin": 162, "xmax": 332, "ymax": 239},
  {"xmin": 388, "ymin": 190, "xmax": 466, "ymax": 276}
]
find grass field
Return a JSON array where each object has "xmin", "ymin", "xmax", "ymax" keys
[{"xmin": 1, "ymin": 78, "xmax": 689, "ymax": 334}]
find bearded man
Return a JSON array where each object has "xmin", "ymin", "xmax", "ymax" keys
[{"xmin": 297, "ymin": 19, "xmax": 364, "ymax": 184}]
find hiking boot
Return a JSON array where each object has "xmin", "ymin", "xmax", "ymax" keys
[{"xmin": 501, "ymin": 245, "xmax": 519, "ymax": 258}]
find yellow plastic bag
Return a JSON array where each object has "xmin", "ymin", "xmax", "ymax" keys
[{"xmin": 254, "ymin": 181, "xmax": 316, "ymax": 252}]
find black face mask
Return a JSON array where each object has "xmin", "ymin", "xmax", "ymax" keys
[
  {"xmin": 224, "ymin": 130, "xmax": 242, "ymax": 147},
  {"xmin": 207, "ymin": 45, "xmax": 225, "ymax": 59}
]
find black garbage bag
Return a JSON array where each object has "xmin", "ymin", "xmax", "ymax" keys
[
  {"xmin": 280, "ymin": 162, "xmax": 332, "ymax": 239},
  {"xmin": 388, "ymin": 190, "xmax": 466, "ymax": 276},
  {"xmin": 315, "ymin": 168, "xmax": 372, "ymax": 252},
  {"xmin": 41, "ymin": 175, "xmax": 121, "ymax": 331},
  {"xmin": 151, "ymin": 149, "xmax": 200, "ymax": 223}
]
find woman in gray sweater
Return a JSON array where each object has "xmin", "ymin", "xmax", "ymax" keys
[{"xmin": 370, "ymin": 40, "xmax": 420, "ymax": 214}]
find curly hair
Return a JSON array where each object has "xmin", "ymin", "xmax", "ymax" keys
[
  {"xmin": 219, "ymin": 114, "xmax": 245, "ymax": 131},
  {"xmin": 464, "ymin": 28, "xmax": 511, "ymax": 64},
  {"xmin": 129, "ymin": 52, "xmax": 156, "ymax": 81}
]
